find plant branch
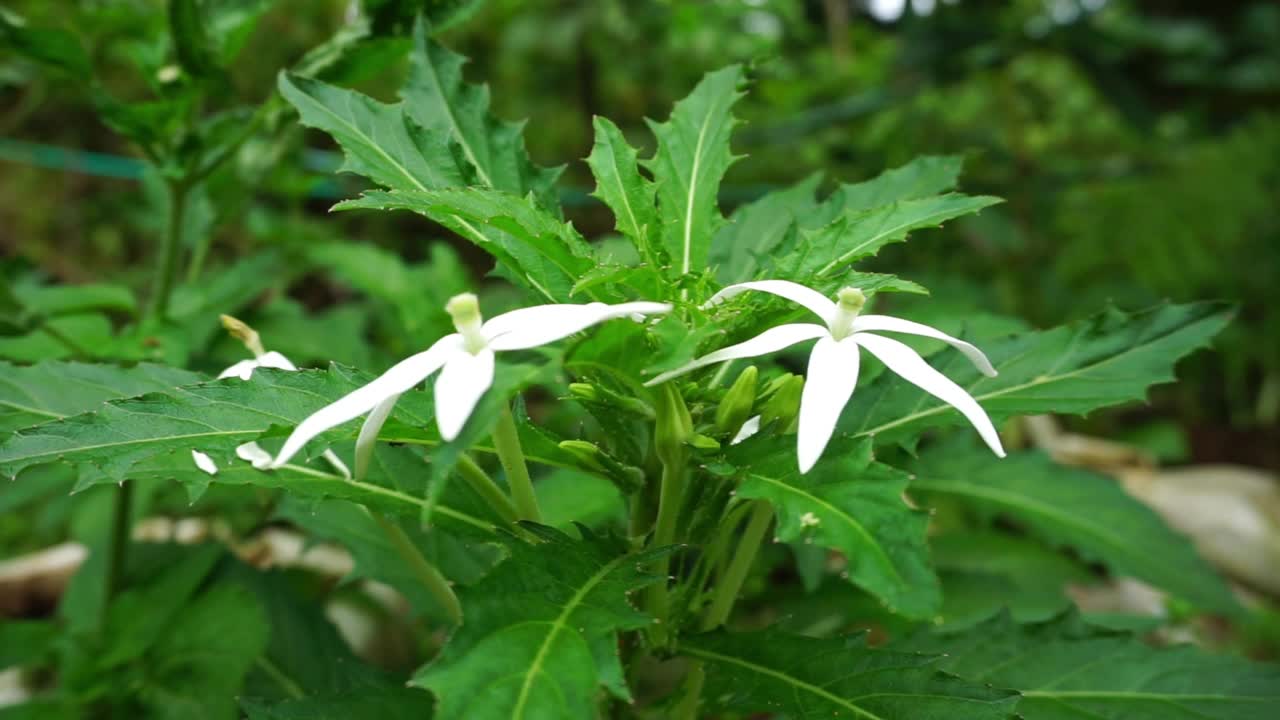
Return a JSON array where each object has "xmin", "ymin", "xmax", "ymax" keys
[
  {"xmin": 493, "ymin": 403, "xmax": 541, "ymax": 522},
  {"xmin": 457, "ymin": 453, "xmax": 519, "ymax": 524},
  {"xmin": 370, "ymin": 510, "xmax": 462, "ymax": 625},
  {"xmin": 701, "ymin": 500, "xmax": 772, "ymax": 630},
  {"xmin": 101, "ymin": 479, "xmax": 133, "ymax": 628},
  {"xmin": 144, "ymin": 178, "xmax": 189, "ymax": 323}
]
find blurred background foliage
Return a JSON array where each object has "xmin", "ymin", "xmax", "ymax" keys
[{"xmin": 1, "ymin": 0, "xmax": 1277, "ymax": 473}]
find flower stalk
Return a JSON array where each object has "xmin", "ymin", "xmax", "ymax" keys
[
  {"xmin": 493, "ymin": 403, "xmax": 541, "ymax": 522},
  {"xmin": 369, "ymin": 510, "xmax": 462, "ymax": 625}
]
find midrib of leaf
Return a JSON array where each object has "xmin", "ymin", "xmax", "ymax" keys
[
  {"xmin": 310, "ymin": 91, "xmax": 431, "ymax": 192},
  {"xmin": 853, "ymin": 324, "xmax": 1190, "ymax": 439},
  {"xmin": 0, "ymin": 399, "xmax": 60, "ymax": 421},
  {"xmin": 748, "ymin": 474, "xmax": 901, "ymax": 586},
  {"xmin": 682, "ymin": 115, "xmax": 713, "ymax": 276},
  {"xmin": 610, "ymin": 167, "xmax": 644, "ymax": 241},
  {"xmin": 510, "ymin": 554, "xmax": 627, "ymax": 718},
  {"xmin": 415, "ymin": 61, "xmax": 494, "ymax": 188},
  {"xmin": 815, "ymin": 201, "xmax": 990, "ymax": 277},
  {"xmin": 680, "ymin": 645, "xmax": 886, "ymax": 720},
  {"xmin": 215, "ymin": 462, "xmax": 493, "ymax": 533}
]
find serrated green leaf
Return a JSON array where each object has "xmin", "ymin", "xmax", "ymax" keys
[
  {"xmin": 681, "ymin": 630, "xmax": 1018, "ymax": 719},
  {"xmin": 414, "ymin": 527, "xmax": 667, "ymax": 719},
  {"xmin": 278, "ymin": 72, "xmax": 467, "ymax": 191},
  {"xmin": 587, "ymin": 116, "xmax": 659, "ymax": 265},
  {"xmin": 845, "ymin": 302, "xmax": 1234, "ymax": 443},
  {"xmin": 402, "ymin": 20, "xmax": 562, "ymax": 209},
  {"xmin": 710, "ymin": 172, "xmax": 823, "ymax": 283},
  {"xmin": 778, "ymin": 194, "xmax": 1002, "ymax": 283},
  {"xmin": 911, "ymin": 447, "xmax": 1239, "ymax": 614},
  {"xmin": 733, "ymin": 437, "xmax": 940, "ymax": 618},
  {"xmin": 335, "ymin": 188, "xmax": 591, "ymax": 302},
  {"xmin": 898, "ymin": 613, "xmax": 1280, "ymax": 720},
  {"xmin": 645, "ymin": 65, "xmax": 745, "ymax": 279},
  {"xmin": 829, "ymin": 155, "xmax": 966, "ymax": 213},
  {"xmin": 0, "ymin": 361, "xmax": 203, "ymax": 434}
]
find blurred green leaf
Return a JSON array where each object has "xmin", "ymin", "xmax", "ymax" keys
[
  {"xmin": 911, "ymin": 447, "xmax": 1239, "ymax": 614},
  {"xmin": 0, "ymin": 10, "xmax": 91, "ymax": 76},
  {"xmin": 898, "ymin": 613, "xmax": 1280, "ymax": 720},
  {"xmin": 0, "ymin": 360, "xmax": 201, "ymax": 433}
]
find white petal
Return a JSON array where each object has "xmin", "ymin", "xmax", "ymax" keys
[
  {"xmin": 271, "ymin": 335, "xmax": 463, "ymax": 467},
  {"xmin": 730, "ymin": 415, "xmax": 762, "ymax": 445},
  {"xmin": 236, "ymin": 442, "xmax": 274, "ymax": 469},
  {"xmin": 852, "ymin": 315, "xmax": 997, "ymax": 377},
  {"xmin": 644, "ymin": 323, "xmax": 828, "ymax": 386},
  {"xmin": 855, "ymin": 333, "xmax": 1006, "ymax": 457},
  {"xmin": 797, "ymin": 336, "xmax": 861, "ymax": 473},
  {"xmin": 705, "ymin": 280, "xmax": 837, "ymax": 324},
  {"xmin": 191, "ymin": 449, "xmax": 218, "ymax": 476},
  {"xmin": 354, "ymin": 394, "xmax": 399, "ymax": 482},
  {"xmin": 483, "ymin": 301, "xmax": 671, "ymax": 351},
  {"xmin": 218, "ymin": 359, "xmax": 259, "ymax": 380},
  {"xmin": 434, "ymin": 348, "xmax": 496, "ymax": 441},
  {"xmin": 321, "ymin": 450, "xmax": 351, "ymax": 479},
  {"xmin": 256, "ymin": 351, "xmax": 299, "ymax": 372}
]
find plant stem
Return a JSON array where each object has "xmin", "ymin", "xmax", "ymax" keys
[
  {"xmin": 672, "ymin": 661, "xmax": 706, "ymax": 720},
  {"xmin": 492, "ymin": 403, "xmax": 541, "ymax": 522},
  {"xmin": 701, "ymin": 500, "xmax": 772, "ymax": 630},
  {"xmin": 102, "ymin": 479, "xmax": 133, "ymax": 626},
  {"xmin": 646, "ymin": 459, "xmax": 686, "ymax": 644},
  {"xmin": 457, "ymin": 454, "xmax": 519, "ymax": 523},
  {"xmin": 370, "ymin": 510, "xmax": 462, "ymax": 625},
  {"xmin": 145, "ymin": 179, "xmax": 189, "ymax": 324}
]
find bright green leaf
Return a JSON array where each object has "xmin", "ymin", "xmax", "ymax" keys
[
  {"xmin": 0, "ymin": 361, "xmax": 202, "ymax": 434},
  {"xmin": 587, "ymin": 116, "xmax": 659, "ymax": 264}
]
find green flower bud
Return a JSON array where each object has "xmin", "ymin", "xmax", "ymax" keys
[
  {"xmin": 688, "ymin": 433, "xmax": 721, "ymax": 451},
  {"xmin": 653, "ymin": 382, "xmax": 693, "ymax": 467},
  {"xmin": 715, "ymin": 365, "xmax": 758, "ymax": 435},
  {"xmin": 558, "ymin": 440, "xmax": 644, "ymax": 493},
  {"xmin": 568, "ymin": 383, "xmax": 600, "ymax": 402}
]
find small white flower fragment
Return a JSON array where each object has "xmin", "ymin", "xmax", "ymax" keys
[
  {"xmin": 215, "ymin": 314, "xmax": 351, "ymax": 478},
  {"xmin": 191, "ymin": 449, "xmax": 218, "ymax": 476},
  {"xmin": 271, "ymin": 293, "xmax": 671, "ymax": 481},
  {"xmin": 646, "ymin": 280, "xmax": 1005, "ymax": 473},
  {"xmin": 730, "ymin": 415, "xmax": 761, "ymax": 445},
  {"xmin": 236, "ymin": 442, "xmax": 274, "ymax": 470},
  {"xmin": 799, "ymin": 511, "xmax": 821, "ymax": 528}
]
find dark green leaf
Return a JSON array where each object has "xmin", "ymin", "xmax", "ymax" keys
[
  {"xmin": 733, "ymin": 438, "xmax": 940, "ymax": 618},
  {"xmin": 911, "ymin": 447, "xmax": 1239, "ymax": 614},
  {"xmin": 0, "ymin": 11, "xmax": 91, "ymax": 76},
  {"xmin": 401, "ymin": 20, "xmax": 562, "ymax": 209},
  {"xmin": 681, "ymin": 630, "xmax": 1018, "ymax": 719},
  {"xmin": 899, "ymin": 613, "xmax": 1280, "ymax": 720},
  {"xmin": 829, "ymin": 155, "xmax": 966, "ymax": 213},
  {"xmin": 710, "ymin": 173, "xmax": 822, "ymax": 283},
  {"xmin": 0, "ymin": 361, "xmax": 203, "ymax": 434},
  {"xmin": 414, "ymin": 527, "xmax": 667, "ymax": 719},
  {"xmin": 242, "ymin": 687, "xmax": 436, "ymax": 720},
  {"xmin": 586, "ymin": 116, "xmax": 659, "ymax": 264}
]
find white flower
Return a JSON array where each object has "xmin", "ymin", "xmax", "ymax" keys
[
  {"xmin": 270, "ymin": 293, "xmax": 672, "ymax": 480},
  {"xmin": 645, "ymin": 280, "xmax": 1005, "ymax": 473},
  {"xmin": 191, "ymin": 449, "xmax": 218, "ymax": 476},
  {"xmin": 214, "ymin": 315, "xmax": 351, "ymax": 478}
]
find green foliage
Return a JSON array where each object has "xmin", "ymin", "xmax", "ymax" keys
[
  {"xmin": 681, "ymin": 630, "xmax": 1018, "ymax": 719},
  {"xmin": 900, "ymin": 613, "xmax": 1280, "ymax": 720},
  {"xmin": 844, "ymin": 302, "xmax": 1235, "ymax": 443},
  {"xmin": 0, "ymin": 361, "xmax": 202, "ymax": 433},
  {"xmin": 733, "ymin": 438, "xmax": 939, "ymax": 618},
  {"xmin": 911, "ymin": 446, "xmax": 1239, "ymax": 614},
  {"xmin": 414, "ymin": 526, "xmax": 666, "ymax": 718}
]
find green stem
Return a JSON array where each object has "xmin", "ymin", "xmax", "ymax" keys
[
  {"xmin": 493, "ymin": 403, "xmax": 540, "ymax": 522},
  {"xmin": 145, "ymin": 179, "xmax": 189, "ymax": 323},
  {"xmin": 102, "ymin": 480, "xmax": 133, "ymax": 627},
  {"xmin": 370, "ymin": 510, "xmax": 462, "ymax": 625},
  {"xmin": 457, "ymin": 454, "xmax": 519, "ymax": 524},
  {"xmin": 646, "ymin": 460, "xmax": 686, "ymax": 644},
  {"xmin": 672, "ymin": 661, "xmax": 706, "ymax": 720},
  {"xmin": 702, "ymin": 500, "xmax": 772, "ymax": 630}
]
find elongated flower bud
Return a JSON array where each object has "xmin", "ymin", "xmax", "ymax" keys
[
  {"xmin": 653, "ymin": 382, "xmax": 693, "ymax": 467},
  {"xmin": 220, "ymin": 314, "xmax": 265, "ymax": 357},
  {"xmin": 558, "ymin": 440, "xmax": 644, "ymax": 493},
  {"xmin": 715, "ymin": 365, "xmax": 758, "ymax": 436},
  {"xmin": 761, "ymin": 373, "xmax": 804, "ymax": 432}
]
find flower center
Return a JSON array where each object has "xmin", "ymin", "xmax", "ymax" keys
[
  {"xmin": 446, "ymin": 293, "xmax": 488, "ymax": 354},
  {"xmin": 828, "ymin": 287, "xmax": 866, "ymax": 340}
]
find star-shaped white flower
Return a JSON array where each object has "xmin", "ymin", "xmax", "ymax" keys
[
  {"xmin": 271, "ymin": 293, "xmax": 671, "ymax": 480},
  {"xmin": 645, "ymin": 280, "xmax": 1005, "ymax": 473}
]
